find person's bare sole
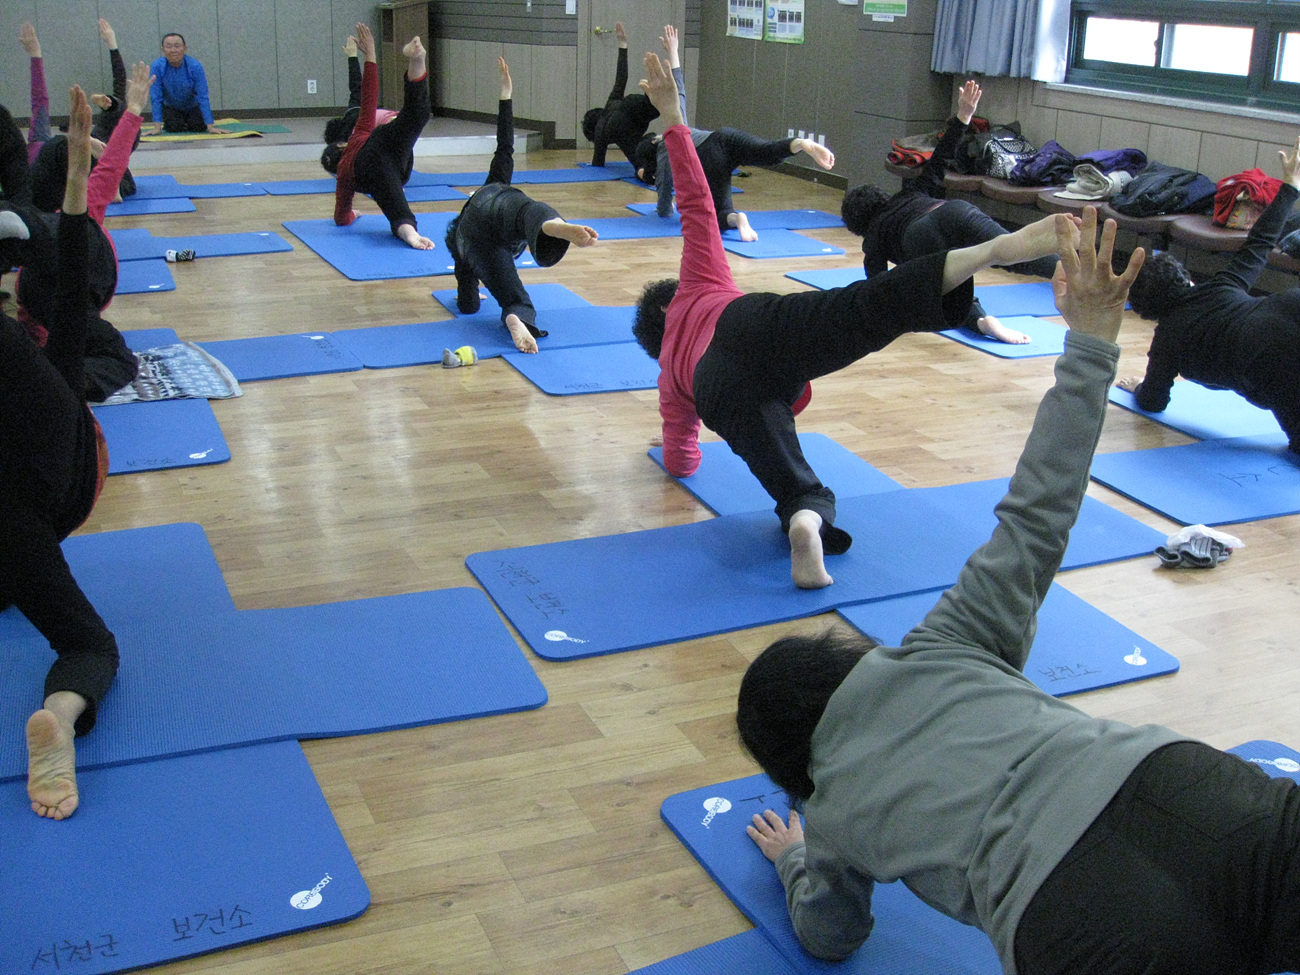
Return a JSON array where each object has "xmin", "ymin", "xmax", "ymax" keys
[
  {"xmin": 805, "ymin": 141, "xmax": 835, "ymax": 170},
  {"xmin": 27, "ymin": 710, "xmax": 78, "ymax": 820},
  {"xmin": 789, "ymin": 513, "xmax": 833, "ymax": 589},
  {"xmin": 505, "ymin": 314, "xmax": 538, "ymax": 354},
  {"xmin": 544, "ymin": 221, "xmax": 599, "ymax": 247},
  {"xmin": 977, "ymin": 315, "xmax": 1031, "ymax": 344},
  {"xmin": 403, "ymin": 37, "xmax": 424, "ymax": 58},
  {"xmin": 734, "ymin": 213, "xmax": 758, "ymax": 242}
]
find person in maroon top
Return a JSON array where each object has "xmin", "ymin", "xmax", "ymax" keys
[
  {"xmin": 325, "ymin": 23, "xmax": 433, "ymax": 250},
  {"xmin": 632, "ymin": 52, "xmax": 1073, "ymax": 589},
  {"xmin": 1, "ymin": 85, "xmax": 118, "ymax": 821}
]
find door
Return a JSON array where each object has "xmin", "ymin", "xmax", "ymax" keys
[{"xmin": 579, "ymin": 0, "xmax": 687, "ymax": 156}]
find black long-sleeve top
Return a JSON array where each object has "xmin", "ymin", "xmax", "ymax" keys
[{"xmin": 590, "ymin": 47, "xmax": 659, "ymax": 167}]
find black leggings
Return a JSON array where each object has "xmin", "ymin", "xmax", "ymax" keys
[
  {"xmin": 354, "ymin": 71, "xmax": 430, "ymax": 236},
  {"xmin": 1015, "ymin": 741, "xmax": 1300, "ymax": 975},
  {"xmin": 693, "ymin": 251, "xmax": 970, "ymax": 548},
  {"xmin": 697, "ymin": 129, "xmax": 797, "ymax": 233},
  {"xmin": 162, "ymin": 103, "xmax": 206, "ymax": 133}
]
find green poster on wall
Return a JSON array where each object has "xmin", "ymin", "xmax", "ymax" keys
[
  {"xmin": 864, "ymin": 1, "xmax": 907, "ymax": 16},
  {"xmin": 766, "ymin": 0, "xmax": 804, "ymax": 43}
]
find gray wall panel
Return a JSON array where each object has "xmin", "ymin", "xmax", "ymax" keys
[
  {"xmin": 330, "ymin": 0, "xmax": 380, "ymax": 110},
  {"xmin": 158, "ymin": 0, "xmax": 219, "ymax": 113},
  {"xmin": 0, "ymin": 1, "xmax": 38, "ymax": 114},
  {"xmin": 95, "ymin": 0, "xmax": 164, "ymax": 97},
  {"xmin": 34, "ymin": 1, "xmax": 104, "ymax": 121},
  {"xmin": 214, "ymin": 0, "xmax": 274, "ymax": 113},
  {"xmin": 277, "ymin": 0, "xmax": 334, "ymax": 110}
]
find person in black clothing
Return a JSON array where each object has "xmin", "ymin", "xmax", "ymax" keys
[
  {"xmin": 1118, "ymin": 136, "xmax": 1300, "ymax": 453},
  {"xmin": 840, "ymin": 81, "xmax": 1059, "ymax": 344},
  {"xmin": 445, "ymin": 57, "xmax": 599, "ymax": 354},
  {"xmin": 583, "ymin": 22, "xmax": 660, "ymax": 168},
  {"xmin": 322, "ymin": 35, "xmax": 363, "ymax": 146},
  {"xmin": 1, "ymin": 85, "xmax": 119, "ymax": 821}
]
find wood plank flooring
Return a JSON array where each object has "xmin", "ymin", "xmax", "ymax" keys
[{"xmin": 22, "ymin": 149, "xmax": 1300, "ymax": 975}]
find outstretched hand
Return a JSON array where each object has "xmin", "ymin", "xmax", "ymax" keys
[
  {"xmin": 615, "ymin": 21, "xmax": 627, "ymax": 46},
  {"xmin": 355, "ymin": 23, "xmax": 376, "ymax": 62},
  {"xmin": 125, "ymin": 61, "xmax": 154, "ymax": 117},
  {"xmin": 957, "ymin": 79, "xmax": 981, "ymax": 125},
  {"xmin": 98, "ymin": 18, "xmax": 117, "ymax": 49},
  {"xmin": 661, "ymin": 24, "xmax": 680, "ymax": 68},
  {"xmin": 20, "ymin": 22, "xmax": 40, "ymax": 57},
  {"xmin": 747, "ymin": 809, "xmax": 804, "ymax": 863},
  {"xmin": 1052, "ymin": 205, "xmax": 1144, "ymax": 344},
  {"xmin": 497, "ymin": 56, "xmax": 512, "ymax": 101},
  {"xmin": 1280, "ymin": 134, "xmax": 1300, "ymax": 190},
  {"xmin": 638, "ymin": 53, "xmax": 683, "ymax": 126},
  {"xmin": 63, "ymin": 85, "xmax": 92, "ymax": 216},
  {"xmin": 344, "ymin": 35, "xmax": 357, "ymax": 57}
]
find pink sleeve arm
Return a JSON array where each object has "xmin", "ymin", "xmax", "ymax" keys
[
  {"xmin": 663, "ymin": 125, "xmax": 736, "ymax": 293},
  {"xmin": 659, "ymin": 381, "xmax": 702, "ymax": 477},
  {"xmin": 87, "ymin": 112, "xmax": 142, "ymax": 224}
]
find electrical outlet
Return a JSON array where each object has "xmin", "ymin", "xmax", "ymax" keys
[
  {"xmin": 787, "ymin": 128, "xmax": 795, "ymax": 139},
  {"xmin": 307, "ymin": 79, "xmax": 317, "ymax": 94}
]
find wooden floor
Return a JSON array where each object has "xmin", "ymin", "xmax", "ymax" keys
[{"xmin": 32, "ymin": 150, "xmax": 1300, "ymax": 974}]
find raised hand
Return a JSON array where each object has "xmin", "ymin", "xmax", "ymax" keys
[
  {"xmin": 355, "ymin": 23, "xmax": 376, "ymax": 62},
  {"xmin": 957, "ymin": 79, "xmax": 981, "ymax": 125},
  {"xmin": 1052, "ymin": 205, "xmax": 1144, "ymax": 343},
  {"xmin": 497, "ymin": 56, "xmax": 512, "ymax": 101},
  {"xmin": 661, "ymin": 24, "xmax": 679, "ymax": 68},
  {"xmin": 20, "ymin": 22, "xmax": 40, "ymax": 58},
  {"xmin": 638, "ymin": 52, "xmax": 682, "ymax": 126},
  {"xmin": 615, "ymin": 21, "xmax": 627, "ymax": 46},
  {"xmin": 1280, "ymin": 134, "xmax": 1300, "ymax": 190},
  {"xmin": 344, "ymin": 35, "xmax": 357, "ymax": 58},
  {"xmin": 98, "ymin": 18, "xmax": 117, "ymax": 49},
  {"xmin": 125, "ymin": 61, "xmax": 154, "ymax": 117}
]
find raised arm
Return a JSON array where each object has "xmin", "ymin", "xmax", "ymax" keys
[
  {"xmin": 99, "ymin": 20, "xmax": 126, "ymax": 102},
  {"xmin": 608, "ymin": 22, "xmax": 629, "ymax": 99},
  {"xmin": 905, "ymin": 208, "xmax": 1144, "ymax": 670},
  {"xmin": 86, "ymin": 61, "xmax": 149, "ymax": 223}
]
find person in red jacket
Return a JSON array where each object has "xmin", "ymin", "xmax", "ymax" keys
[{"xmin": 325, "ymin": 23, "xmax": 433, "ymax": 250}]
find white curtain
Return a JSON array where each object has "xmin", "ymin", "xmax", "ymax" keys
[{"xmin": 931, "ymin": 0, "xmax": 1069, "ymax": 82}]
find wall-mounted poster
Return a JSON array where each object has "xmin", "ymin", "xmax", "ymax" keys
[
  {"xmin": 864, "ymin": 0, "xmax": 907, "ymax": 18},
  {"xmin": 766, "ymin": 0, "xmax": 805, "ymax": 43},
  {"xmin": 727, "ymin": 0, "xmax": 765, "ymax": 39}
]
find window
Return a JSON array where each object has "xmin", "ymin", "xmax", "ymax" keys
[{"xmin": 1067, "ymin": 1, "xmax": 1300, "ymax": 110}]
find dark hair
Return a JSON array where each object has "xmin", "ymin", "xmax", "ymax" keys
[
  {"xmin": 736, "ymin": 628, "xmax": 875, "ymax": 802},
  {"xmin": 162, "ymin": 33, "xmax": 186, "ymax": 47},
  {"xmin": 1127, "ymin": 251, "xmax": 1194, "ymax": 320},
  {"xmin": 633, "ymin": 134, "xmax": 658, "ymax": 184},
  {"xmin": 323, "ymin": 110, "xmax": 358, "ymax": 146},
  {"xmin": 582, "ymin": 107, "xmax": 604, "ymax": 143},
  {"xmin": 840, "ymin": 184, "xmax": 890, "ymax": 237},
  {"xmin": 632, "ymin": 278, "xmax": 679, "ymax": 359},
  {"xmin": 320, "ymin": 143, "xmax": 343, "ymax": 175}
]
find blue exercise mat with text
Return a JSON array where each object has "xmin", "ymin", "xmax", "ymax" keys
[
  {"xmin": 624, "ymin": 203, "xmax": 843, "ymax": 231},
  {"xmin": 973, "ymin": 281, "xmax": 1059, "ymax": 317},
  {"xmin": 109, "ymin": 227, "xmax": 292, "ymax": 261},
  {"xmin": 0, "ymin": 742, "xmax": 368, "ymax": 975},
  {"xmin": 785, "ymin": 266, "xmax": 866, "ymax": 290},
  {"xmin": 837, "ymin": 583, "xmax": 1179, "ymax": 696},
  {"xmin": 940, "ymin": 317, "xmax": 1066, "ymax": 358},
  {"xmin": 91, "ymin": 397, "xmax": 230, "ymax": 473},
  {"xmin": 661, "ymin": 774, "xmax": 1002, "ymax": 975},
  {"xmin": 432, "ymin": 281, "xmax": 593, "ymax": 317},
  {"xmin": 722, "ymin": 229, "xmax": 845, "ymax": 259},
  {"xmin": 504, "ymin": 341, "xmax": 660, "ymax": 394},
  {"xmin": 198, "ymin": 333, "xmax": 363, "ymax": 381},
  {"xmin": 285, "ymin": 212, "xmax": 537, "ymax": 281},
  {"xmin": 104, "ymin": 196, "xmax": 196, "ymax": 217},
  {"xmin": 333, "ymin": 304, "xmax": 637, "ymax": 367},
  {"xmin": 1229, "ymin": 741, "xmax": 1300, "ymax": 784},
  {"xmin": 0, "ymin": 523, "xmax": 235, "ymax": 644},
  {"xmin": 0, "ymin": 588, "xmax": 547, "ymax": 782},
  {"xmin": 129, "ymin": 174, "xmax": 266, "ymax": 199},
  {"xmin": 1090, "ymin": 435, "xmax": 1300, "ymax": 525},
  {"xmin": 649, "ymin": 434, "xmax": 902, "ymax": 516},
  {"xmin": 576, "ymin": 216, "xmax": 688, "ymax": 240},
  {"xmin": 1108, "ymin": 383, "xmax": 1285, "ymax": 442},
  {"xmin": 630, "ymin": 930, "xmax": 798, "ymax": 975},
  {"xmin": 115, "ymin": 258, "xmax": 175, "ymax": 294}
]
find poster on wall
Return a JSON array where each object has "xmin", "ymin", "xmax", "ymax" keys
[
  {"xmin": 863, "ymin": 0, "xmax": 907, "ymax": 18},
  {"xmin": 727, "ymin": 0, "xmax": 765, "ymax": 39},
  {"xmin": 766, "ymin": 0, "xmax": 805, "ymax": 43}
]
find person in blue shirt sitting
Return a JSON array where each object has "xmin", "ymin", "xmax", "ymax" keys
[{"xmin": 146, "ymin": 33, "xmax": 226, "ymax": 135}]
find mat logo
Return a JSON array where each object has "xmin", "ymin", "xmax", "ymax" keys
[
  {"xmin": 544, "ymin": 629, "xmax": 586, "ymax": 644},
  {"xmin": 189, "ymin": 449, "xmax": 214, "ymax": 459},
  {"xmin": 290, "ymin": 873, "xmax": 332, "ymax": 910},
  {"xmin": 1249, "ymin": 756, "xmax": 1300, "ymax": 774},
  {"xmin": 701, "ymin": 796, "xmax": 732, "ymax": 828},
  {"xmin": 1123, "ymin": 646, "xmax": 1148, "ymax": 666}
]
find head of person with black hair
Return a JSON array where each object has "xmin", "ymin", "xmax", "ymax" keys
[
  {"xmin": 161, "ymin": 33, "xmax": 188, "ymax": 68},
  {"xmin": 840, "ymin": 184, "xmax": 892, "ymax": 238},
  {"xmin": 631, "ymin": 278, "xmax": 679, "ymax": 359},
  {"xmin": 320, "ymin": 143, "xmax": 343, "ymax": 175},
  {"xmin": 1126, "ymin": 251, "xmax": 1195, "ymax": 320},
  {"xmin": 736, "ymin": 628, "xmax": 877, "ymax": 804}
]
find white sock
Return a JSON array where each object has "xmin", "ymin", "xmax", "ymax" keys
[{"xmin": 0, "ymin": 210, "xmax": 31, "ymax": 241}]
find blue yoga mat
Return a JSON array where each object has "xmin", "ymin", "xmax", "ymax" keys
[
  {"xmin": 504, "ymin": 341, "xmax": 660, "ymax": 394},
  {"xmin": 198, "ymin": 333, "xmax": 363, "ymax": 382},
  {"xmin": 515, "ymin": 166, "xmax": 630, "ymax": 184},
  {"xmin": 0, "ymin": 587, "xmax": 547, "ymax": 782},
  {"xmin": 939, "ymin": 316, "xmax": 1066, "ymax": 358},
  {"xmin": 662, "ymin": 774, "xmax": 1003, "ymax": 975},
  {"xmin": 91, "ymin": 397, "xmax": 230, "ymax": 474},
  {"xmin": 104, "ymin": 196, "xmax": 196, "ymax": 217},
  {"xmin": 1108, "ymin": 383, "xmax": 1284, "ymax": 442},
  {"xmin": 259, "ymin": 177, "xmax": 338, "ymax": 195},
  {"xmin": 577, "ymin": 216, "xmax": 686, "ymax": 240},
  {"xmin": 837, "ymin": 583, "xmax": 1179, "ymax": 696},
  {"xmin": 109, "ymin": 228, "xmax": 293, "ymax": 262},
  {"xmin": 284, "ymin": 212, "xmax": 530, "ymax": 281},
  {"xmin": 624, "ymin": 203, "xmax": 842, "ymax": 230},
  {"xmin": 631, "ymin": 931, "xmax": 798, "ymax": 975},
  {"xmin": 432, "ymin": 282, "xmax": 593, "ymax": 317},
  {"xmin": 722, "ymin": 229, "xmax": 845, "ymax": 259},
  {"xmin": 785, "ymin": 266, "xmax": 866, "ymax": 290},
  {"xmin": 0, "ymin": 741, "xmax": 368, "ymax": 975},
  {"xmin": 129, "ymin": 174, "xmax": 266, "ymax": 199},
  {"xmin": 649, "ymin": 434, "xmax": 902, "ymax": 517},
  {"xmin": 1090, "ymin": 435, "xmax": 1300, "ymax": 526},
  {"xmin": 334, "ymin": 304, "xmax": 637, "ymax": 368},
  {"xmin": 407, "ymin": 170, "xmax": 490, "ymax": 187},
  {"xmin": 403, "ymin": 184, "xmax": 470, "ymax": 202},
  {"xmin": 115, "ymin": 258, "xmax": 175, "ymax": 294},
  {"xmin": 1229, "ymin": 741, "xmax": 1300, "ymax": 784},
  {"xmin": 973, "ymin": 281, "xmax": 1059, "ymax": 317},
  {"xmin": 121, "ymin": 326, "xmax": 181, "ymax": 349},
  {"xmin": 0, "ymin": 523, "xmax": 235, "ymax": 646}
]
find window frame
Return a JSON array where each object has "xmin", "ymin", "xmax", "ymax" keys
[{"xmin": 1066, "ymin": 1, "xmax": 1300, "ymax": 111}]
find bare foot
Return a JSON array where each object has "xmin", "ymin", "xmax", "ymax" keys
[
  {"xmin": 789, "ymin": 510, "xmax": 833, "ymax": 589},
  {"xmin": 977, "ymin": 315, "xmax": 1030, "ymax": 344},
  {"xmin": 541, "ymin": 219, "xmax": 599, "ymax": 247},
  {"xmin": 734, "ymin": 212, "xmax": 758, "ymax": 242},
  {"xmin": 505, "ymin": 313, "xmax": 538, "ymax": 354},
  {"xmin": 402, "ymin": 35, "xmax": 425, "ymax": 59},
  {"xmin": 403, "ymin": 36, "xmax": 426, "ymax": 78},
  {"xmin": 27, "ymin": 710, "xmax": 78, "ymax": 820},
  {"xmin": 1116, "ymin": 376, "xmax": 1143, "ymax": 392},
  {"xmin": 995, "ymin": 213, "xmax": 1075, "ymax": 267},
  {"xmin": 795, "ymin": 138, "xmax": 835, "ymax": 170}
]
